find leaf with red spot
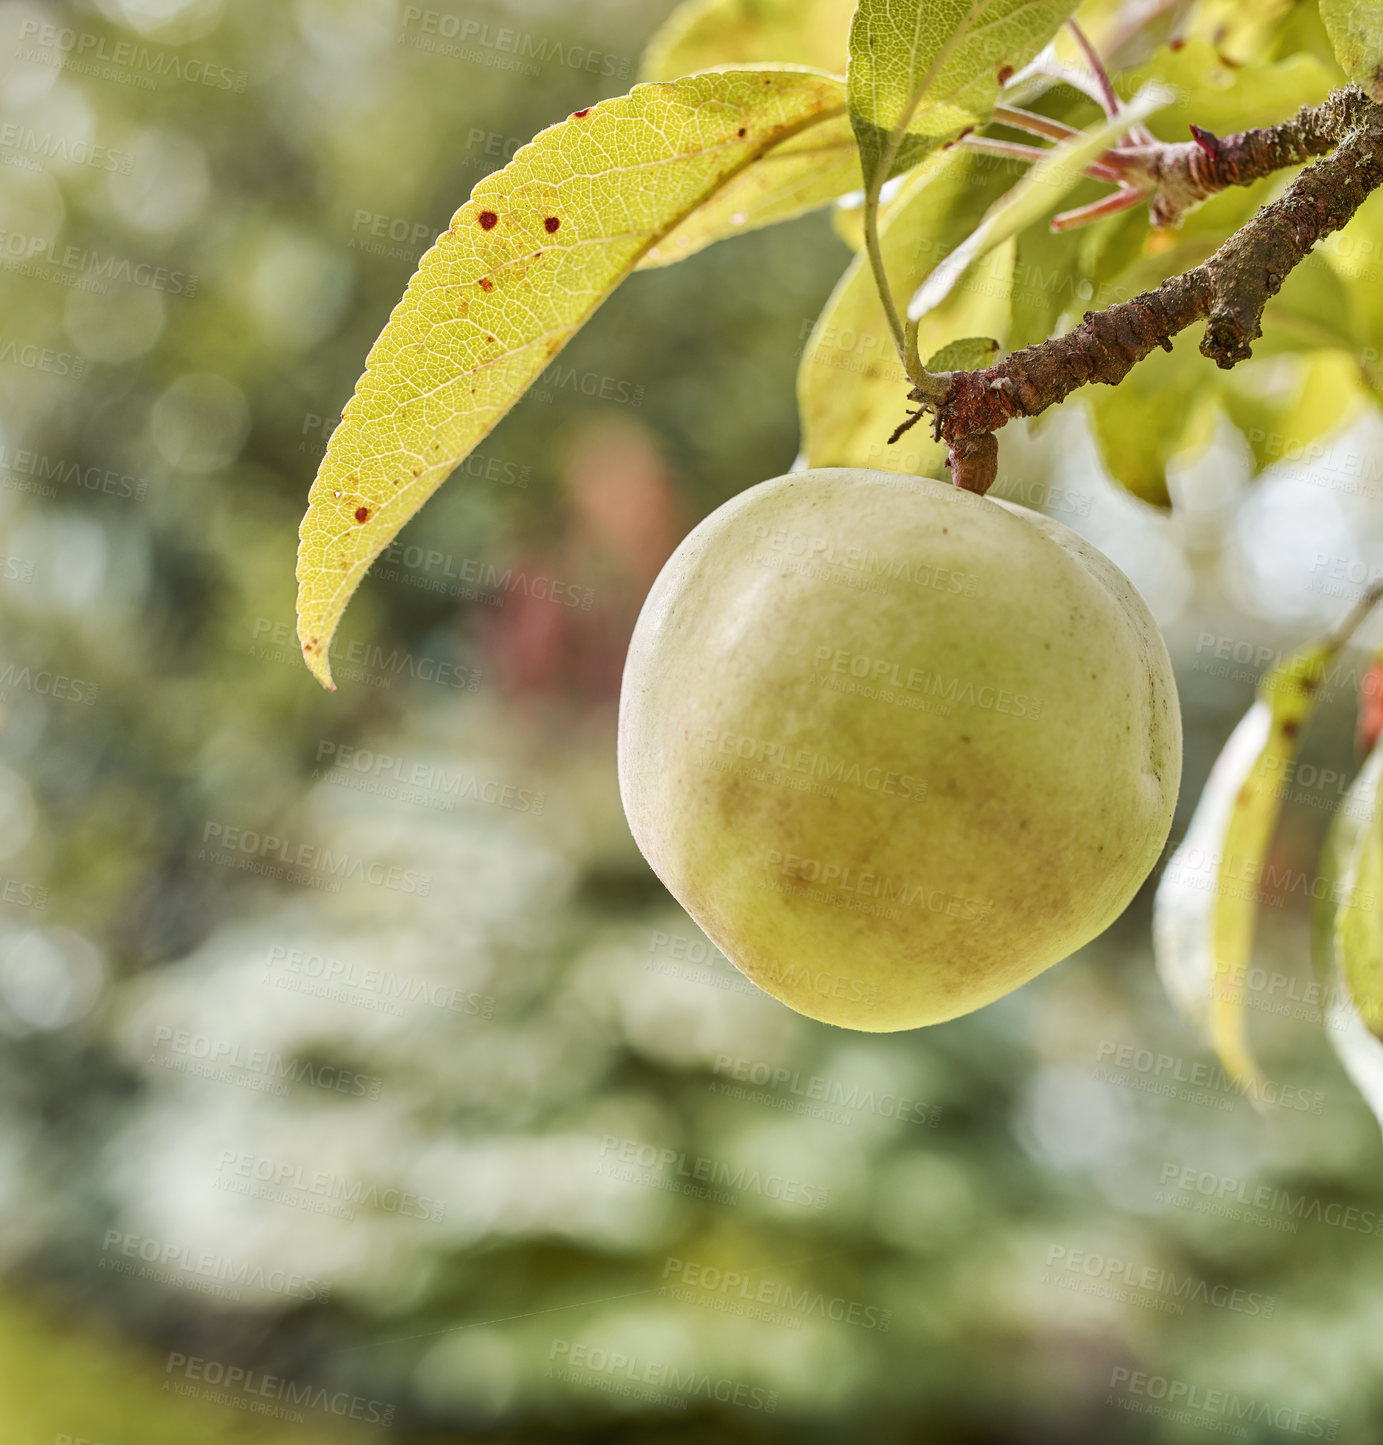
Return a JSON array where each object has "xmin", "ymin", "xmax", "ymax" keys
[
  {"xmin": 638, "ymin": 94, "xmax": 862, "ymax": 268},
  {"xmin": 296, "ymin": 69, "xmax": 848, "ymax": 688},
  {"xmin": 847, "ymin": 0, "xmax": 1082, "ymax": 193}
]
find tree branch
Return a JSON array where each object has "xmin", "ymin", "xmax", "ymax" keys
[
  {"xmin": 1143, "ymin": 89, "xmax": 1365, "ymax": 227},
  {"xmin": 910, "ymin": 87, "xmax": 1383, "ymax": 494}
]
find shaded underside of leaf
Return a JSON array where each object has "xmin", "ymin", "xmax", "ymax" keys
[
  {"xmin": 641, "ymin": 0, "xmax": 857, "ymax": 82},
  {"xmin": 1319, "ymin": 0, "xmax": 1383, "ymax": 101},
  {"xmin": 1154, "ymin": 701, "xmax": 1273, "ymax": 1048},
  {"xmin": 1154, "ymin": 643, "xmax": 1334, "ymax": 1097},
  {"xmin": 797, "ymin": 147, "xmax": 1021, "ymax": 474},
  {"xmin": 846, "ymin": 0, "xmax": 1080, "ymax": 192},
  {"xmin": 296, "ymin": 69, "xmax": 848, "ymax": 688},
  {"xmin": 1324, "ymin": 744, "xmax": 1383, "ymax": 1132},
  {"xmin": 1084, "ymin": 330, "xmax": 1216, "ymax": 509},
  {"xmin": 908, "ymin": 84, "xmax": 1170, "ymax": 321},
  {"xmin": 1220, "ymin": 350, "xmax": 1368, "ymax": 478},
  {"xmin": 1334, "ymin": 747, "xmax": 1383, "ymax": 1038}
]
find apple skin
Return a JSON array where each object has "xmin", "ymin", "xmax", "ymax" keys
[{"xmin": 617, "ymin": 467, "xmax": 1181, "ymax": 1031}]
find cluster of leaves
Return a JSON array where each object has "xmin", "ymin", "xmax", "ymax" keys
[
  {"xmin": 1153, "ymin": 598, "xmax": 1383, "ymax": 1129},
  {"xmin": 295, "ymin": 0, "xmax": 1383, "ymax": 1125}
]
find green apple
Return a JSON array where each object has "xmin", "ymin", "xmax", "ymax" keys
[{"xmin": 618, "ymin": 467, "xmax": 1181, "ymax": 1031}]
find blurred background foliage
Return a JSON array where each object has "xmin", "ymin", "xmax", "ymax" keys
[{"xmin": 2, "ymin": 0, "xmax": 1383, "ymax": 1440}]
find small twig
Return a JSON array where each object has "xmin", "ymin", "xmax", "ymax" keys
[
  {"xmin": 957, "ymin": 132, "xmax": 1127, "ymax": 183},
  {"xmin": 968, "ymin": 24, "xmax": 1338, "ymax": 242},
  {"xmin": 958, "ymin": 135, "xmax": 1049, "ymax": 164},
  {"xmin": 888, "ymin": 406, "xmax": 929, "ymax": 445},
  {"xmin": 1051, "ymin": 185, "xmax": 1147, "ymax": 230},
  {"xmin": 1143, "ymin": 110, "xmax": 1347, "ymax": 228},
  {"xmin": 991, "ymin": 104, "xmax": 1081, "ymax": 143},
  {"xmin": 898, "ymin": 87, "xmax": 1383, "ymax": 494},
  {"xmin": 1066, "ymin": 18, "xmax": 1123, "ymax": 122},
  {"xmin": 1066, "ymin": 18, "xmax": 1159, "ymax": 148}
]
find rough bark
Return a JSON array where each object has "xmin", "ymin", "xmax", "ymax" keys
[{"xmin": 909, "ymin": 88, "xmax": 1383, "ymax": 493}]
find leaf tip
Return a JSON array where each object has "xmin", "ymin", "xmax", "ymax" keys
[{"xmin": 297, "ymin": 626, "xmax": 337, "ymax": 692}]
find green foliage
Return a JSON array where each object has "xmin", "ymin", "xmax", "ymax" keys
[
  {"xmin": 637, "ymin": 108, "xmax": 862, "ymax": 269},
  {"xmin": 1321, "ymin": 182, "xmax": 1383, "ymax": 396},
  {"xmin": 641, "ymin": 0, "xmax": 856, "ymax": 80},
  {"xmin": 297, "ymin": 68, "xmax": 847, "ymax": 686},
  {"xmin": 21, "ymin": 0, "xmax": 1383, "ymax": 1432},
  {"xmin": 797, "ymin": 150, "xmax": 1019, "ymax": 474},
  {"xmin": 1321, "ymin": 744, "xmax": 1383, "ymax": 1128},
  {"xmin": 0, "ymin": 1295, "xmax": 366, "ymax": 1444},
  {"xmin": 297, "ymin": 0, "xmax": 1383, "ymax": 669},
  {"xmin": 1220, "ymin": 351, "xmax": 1367, "ymax": 475},
  {"xmin": 926, "ymin": 336, "xmax": 1001, "ymax": 370},
  {"xmin": 844, "ymin": 0, "xmax": 1078, "ymax": 190},
  {"xmin": 1084, "ymin": 332, "xmax": 1206, "ymax": 509},
  {"xmin": 1154, "ymin": 644, "xmax": 1337, "ymax": 1098},
  {"xmin": 288, "ymin": 0, "xmax": 1383, "ymax": 1135},
  {"xmin": 907, "ymin": 86, "xmax": 1167, "ymax": 320},
  {"xmin": 1130, "ymin": 39, "xmax": 1338, "ymax": 141},
  {"xmin": 1333, "ymin": 745, "xmax": 1383, "ymax": 1034},
  {"xmin": 1009, "ymin": 217, "xmax": 1085, "ymax": 352},
  {"xmin": 1319, "ymin": 0, "xmax": 1383, "ymax": 100},
  {"xmin": 1259, "ymin": 249, "xmax": 1362, "ymax": 360}
]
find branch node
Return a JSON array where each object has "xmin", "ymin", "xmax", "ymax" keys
[
  {"xmin": 1189, "ymin": 123, "xmax": 1220, "ymax": 158},
  {"xmin": 900, "ymin": 87, "xmax": 1383, "ymax": 497}
]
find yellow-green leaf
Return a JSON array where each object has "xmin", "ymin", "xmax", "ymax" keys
[
  {"xmin": 1153, "ymin": 643, "xmax": 1334, "ymax": 1097},
  {"xmin": 1128, "ymin": 39, "xmax": 1336, "ymax": 146},
  {"xmin": 639, "ymin": 103, "xmax": 860, "ymax": 267},
  {"xmin": 908, "ymin": 84, "xmax": 1170, "ymax": 320},
  {"xmin": 797, "ymin": 148, "xmax": 1019, "ymax": 475},
  {"xmin": 1322, "ymin": 743, "xmax": 1383, "ymax": 1130},
  {"xmin": 641, "ymin": 0, "xmax": 856, "ymax": 81},
  {"xmin": 1320, "ymin": 0, "xmax": 1383, "ymax": 100},
  {"xmin": 1322, "ymin": 183, "xmax": 1383, "ymax": 396},
  {"xmin": 1085, "ymin": 331, "xmax": 1214, "ymax": 509},
  {"xmin": 295, "ymin": 69, "xmax": 848, "ymax": 688},
  {"xmin": 829, "ymin": 173, "xmax": 909, "ymax": 251},
  {"xmin": 1188, "ymin": 0, "xmax": 1302, "ymax": 66},
  {"xmin": 846, "ymin": 0, "xmax": 1081, "ymax": 191},
  {"xmin": 1258, "ymin": 250, "xmax": 1365, "ymax": 359},
  {"xmin": 831, "ymin": 192, "xmax": 869, "ymax": 250},
  {"xmin": 926, "ymin": 335, "xmax": 1000, "ymax": 370},
  {"xmin": 1334, "ymin": 753, "xmax": 1383, "ymax": 1035},
  {"xmin": 1221, "ymin": 350, "xmax": 1368, "ymax": 476}
]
